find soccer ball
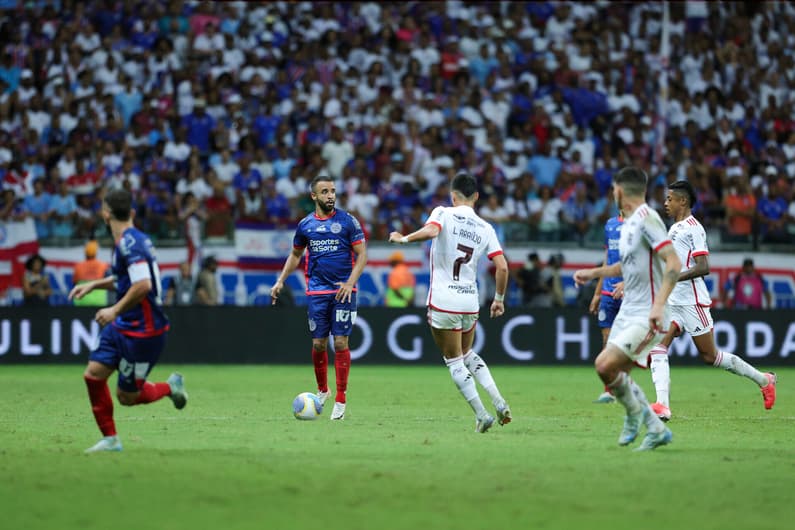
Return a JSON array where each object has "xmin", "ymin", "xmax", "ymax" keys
[{"xmin": 292, "ymin": 392, "xmax": 323, "ymax": 420}]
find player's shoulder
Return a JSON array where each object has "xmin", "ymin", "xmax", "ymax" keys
[
  {"xmin": 297, "ymin": 213, "xmax": 315, "ymax": 229},
  {"xmin": 118, "ymin": 228, "xmax": 151, "ymax": 257}
]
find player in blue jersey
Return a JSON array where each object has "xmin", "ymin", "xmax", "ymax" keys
[
  {"xmin": 590, "ymin": 214, "xmax": 624, "ymax": 404},
  {"xmin": 271, "ymin": 175, "xmax": 367, "ymax": 420},
  {"xmin": 69, "ymin": 188, "xmax": 187, "ymax": 453}
]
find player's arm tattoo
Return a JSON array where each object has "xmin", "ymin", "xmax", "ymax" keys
[{"xmin": 677, "ymin": 254, "xmax": 709, "ymax": 282}]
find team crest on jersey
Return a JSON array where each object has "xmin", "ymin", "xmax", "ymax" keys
[
  {"xmin": 330, "ymin": 222, "xmax": 342, "ymax": 234},
  {"xmin": 308, "ymin": 318, "xmax": 317, "ymax": 332}
]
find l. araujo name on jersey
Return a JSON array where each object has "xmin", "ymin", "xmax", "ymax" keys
[
  {"xmin": 426, "ymin": 205, "xmax": 503, "ymax": 314},
  {"xmin": 293, "ymin": 209, "xmax": 364, "ymax": 295}
]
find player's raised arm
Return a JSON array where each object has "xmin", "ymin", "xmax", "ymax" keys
[
  {"xmin": 69, "ymin": 275, "xmax": 116, "ymax": 300},
  {"xmin": 574, "ymin": 261, "xmax": 622, "ymax": 286}
]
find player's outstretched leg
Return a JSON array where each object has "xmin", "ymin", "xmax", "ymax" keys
[
  {"xmin": 167, "ymin": 373, "xmax": 188, "ymax": 410},
  {"xmin": 606, "ymin": 372, "xmax": 645, "ymax": 446},
  {"xmin": 84, "ymin": 372, "xmax": 122, "ymax": 453},
  {"xmin": 463, "ymin": 349, "xmax": 511, "ymax": 425},
  {"xmin": 446, "ymin": 355, "xmax": 494, "ymax": 433},
  {"xmin": 630, "ymin": 380, "xmax": 673, "ymax": 451},
  {"xmin": 712, "ymin": 351, "xmax": 776, "ymax": 409}
]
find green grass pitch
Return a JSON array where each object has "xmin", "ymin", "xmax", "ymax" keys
[{"xmin": 0, "ymin": 364, "xmax": 793, "ymax": 530}]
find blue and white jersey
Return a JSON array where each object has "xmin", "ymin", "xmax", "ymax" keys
[
  {"xmin": 111, "ymin": 227, "xmax": 169, "ymax": 337},
  {"xmin": 292, "ymin": 209, "xmax": 365, "ymax": 295},
  {"xmin": 601, "ymin": 215, "xmax": 623, "ymax": 295}
]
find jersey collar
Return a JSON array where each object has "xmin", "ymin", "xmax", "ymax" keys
[{"xmin": 314, "ymin": 209, "xmax": 337, "ymax": 220}]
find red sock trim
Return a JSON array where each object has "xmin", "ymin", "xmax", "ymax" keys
[
  {"xmin": 312, "ymin": 349, "xmax": 329, "ymax": 393},
  {"xmin": 135, "ymin": 381, "xmax": 171, "ymax": 404},
  {"xmin": 84, "ymin": 375, "xmax": 117, "ymax": 436},
  {"xmin": 335, "ymin": 348, "xmax": 351, "ymax": 404}
]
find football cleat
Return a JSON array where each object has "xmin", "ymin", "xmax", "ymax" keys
[
  {"xmin": 634, "ymin": 428, "xmax": 673, "ymax": 451},
  {"xmin": 475, "ymin": 413, "xmax": 495, "ymax": 433},
  {"xmin": 167, "ymin": 373, "xmax": 188, "ymax": 410},
  {"xmin": 594, "ymin": 391, "xmax": 616, "ymax": 404},
  {"xmin": 495, "ymin": 401, "xmax": 512, "ymax": 426},
  {"xmin": 85, "ymin": 435, "xmax": 123, "ymax": 453},
  {"xmin": 316, "ymin": 390, "xmax": 330, "ymax": 406},
  {"xmin": 650, "ymin": 402, "xmax": 671, "ymax": 422},
  {"xmin": 330, "ymin": 402, "xmax": 346, "ymax": 420},
  {"xmin": 618, "ymin": 407, "xmax": 646, "ymax": 446},
  {"xmin": 761, "ymin": 372, "xmax": 777, "ymax": 410}
]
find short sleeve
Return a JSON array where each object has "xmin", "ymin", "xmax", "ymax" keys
[
  {"xmin": 120, "ymin": 234, "xmax": 150, "ymax": 283},
  {"xmin": 640, "ymin": 210, "xmax": 671, "ymax": 252},
  {"xmin": 486, "ymin": 224, "xmax": 504, "ymax": 260},
  {"xmin": 348, "ymin": 213, "xmax": 365, "ymax": 245},
  {"xmin": 425, "ymin": 206, "xmax": 445, "ymax": 230},
  {"xmin": 690, "ymin": 226, "xmax": 709, "ymax": 257},
  {"xmin": 293, "ymin": 223, "xmax": 307, "ymax": 248}
]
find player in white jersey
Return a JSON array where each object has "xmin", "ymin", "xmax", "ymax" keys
[
  {"xmin": 646, "ymin": 180, "xmax": 776, "ymax": 421},
  {"xmin": 574, "ymin": 167, "xmax": 681, "ymax": 451},
  {"xmin": 388, "ymin": 172, "xmax": 511, "ymax": 433}
]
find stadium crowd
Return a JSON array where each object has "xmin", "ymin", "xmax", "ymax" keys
[{"xmin": 1, "ymin": 0, "xmax": 795, "ymax": 247}]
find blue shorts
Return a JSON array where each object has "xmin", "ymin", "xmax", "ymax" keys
[
  {"xmin": 307, "ymin": 293, "xmax": 357, "ymax": 339},
  {"xmin": 90, "ymin": 325, "xmax": 167, "ymax": 392},
  {"xmin": 597, "ymin": 295, "xmax": 622, "ymax": 329}
]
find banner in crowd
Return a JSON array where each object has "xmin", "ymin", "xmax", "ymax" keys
[
  {"xmin": 1, "ymin": 307, "xmax": 794, "ymax": 366},
  {"xmin": 0, "ymin": 218, "xmax": 39, "ymax": 299}
]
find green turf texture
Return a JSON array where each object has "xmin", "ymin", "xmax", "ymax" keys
[{"xmin": 0, "ymin": 365, "xmax": 792, "ymax": 530}]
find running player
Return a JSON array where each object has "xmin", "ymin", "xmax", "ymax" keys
[
  {"xmin": 69, "ymin": 188, "xmax": 187, "ymax": 453},
  {"xmin": 271, "ymin": 175, "xmax": 367, "ymax": 420},
  {"xmin": 574, "ymin": 167, "xmax": 680, "ymax": 451},
  {"xmin": 646, "ymin": 180, "xmax": 776, "ymax": 421},
  {"xmin": 591, "ymin": 213, "xmax": 624, "ymax": 404},
  {"xmin": 388, "ymin": 171, "xmax": 511, "ymax": 433}
]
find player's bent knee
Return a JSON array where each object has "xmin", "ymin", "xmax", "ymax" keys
[
  {"xmin": 333, "ymin": 337, "xmax": 348, "ymax": 351},
  {"xmin": 311, "ymin": 341, "xmax": 327, "ymax": 353}
]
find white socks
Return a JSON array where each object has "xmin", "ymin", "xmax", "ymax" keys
[
  {"xmin": 714, "ymin": 351, "xmax": 768, "ymax": 386},
  {"xmin": 446, "ymin": 356, "xmax": 487, "ymax": 417},
  {"xmin": 631, "ymin": 380, "xmax": 666, "ymax": 433},
  {"xmin": 463, "ymin": 350, "xmax": 505, "ymax": 406},
  {"xmin": 649, "ymin": 346, "xmax": 670, "ymax": 407},
  {"xmin": 607, "ymin": 372, "xmax": 643, "ymax": 416}
]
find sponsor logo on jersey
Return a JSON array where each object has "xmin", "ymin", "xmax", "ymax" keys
[{"xmin": 316, "ymin": 225, "xmax": 327, "ymax": 232}]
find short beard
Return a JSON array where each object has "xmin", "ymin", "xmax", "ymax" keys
[{"xmin": 317, "ymin": 200, "xmax": 335, "ymax": 214}]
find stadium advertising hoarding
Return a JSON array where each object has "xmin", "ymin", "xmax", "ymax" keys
[{"xmin": 1, "ymin": 308, "xmax": 794, "ymax": 366}]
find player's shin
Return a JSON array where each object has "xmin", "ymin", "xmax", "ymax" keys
[
  {"xmin": 446, "ymin": 356, "xmax": 487, "ymax": 416},
  {"xmin": 607, "ymin": 372, "xmax": 643, "ymax": 416},
  {"xmin": 463, "ymin": 349, "xmax": 504, "ymax": 406},
  {"xmin": 312, "ymin": 348, "xmax": 329, "ymax": 393},
  {"xmin": 334, "ymin": 348, "xmax": 350, "ymax": 404},
  {"xmin": 84, "ymin": 375, "xmax": 117, "ymax": 436},
  {"xmin": 134, "ymin": 381, "xmax": 171, "ymax": 404},
  {"xmin": 713, "ymin": 351, "xmax": 768, "ymax": 386},
  {"xmin": 649, "ymin": 345, "xmax": 671, "ymax": 407},
  {"xmin": 630, "ymin": 380, "xmax": 666, "ymax": 433}
]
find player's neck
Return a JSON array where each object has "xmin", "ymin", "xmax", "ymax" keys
[
  {"xmin": 674, "ymin": 210, "xmax": 691, "ymax": 223},
  {"xmin": 110, "ymin": 221, "xmax": 133, "ymax": 242},
  {"xmin": 620, "ymin": 197, "xmax": 645, "ymax": 217}
]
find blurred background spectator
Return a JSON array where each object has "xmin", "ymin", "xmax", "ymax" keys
[
  {"xmin": 385, "ymin": 250, "xmax": 416, "ymax": 307},
  {"xmin": 723, "ymin": 258, "xmax": 771, "ymax": 310},
  {"xmin": 195, "ymin": 255, "xmax": 219, "ymax": 305},
  {"xmin": 23, "ymin": 253, "xmax": 52, "ymax": 306},
  {"xmin": 71, "ymin": 239, "xmax": 109, "ymax": 306}
]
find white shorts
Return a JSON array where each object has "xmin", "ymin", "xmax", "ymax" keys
[
  {"xmin": 607, "ymin": 312, "xmax": 668, "ymax": 368},
  {"xmin": 670, "ymin": 304, "xmax": 713, "ymax": 337},
  {"xmin": 427, "ymin": 308, "xmax": 478, "ymax": 332}
]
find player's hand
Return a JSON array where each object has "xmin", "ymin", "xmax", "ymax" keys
[
  {"xmin": 490, "ymin": 300, "xmax": 504, "ymax": 318},
  {"xmin": 335, "ymin": 281, "xmax": 354, "ymax": 303},
  {"xmin": 270, "ymin": 281, "xmax": 283, "ymax": 306},
  {"xmin": 648, "ymin": 305, "xmax": 664, "ymax": 333},
  {"xmin": 573, "ymin": 268, "xmax": 594, "ymax": 286},
  {"xmin": 94, "ymin": 307, "xmax": 117, "ymax": 326},
  {"xmin": 388, "ymin": 232, "xmax": 405, "ymax": 244},
  {"xmin": 612, "ymin": 281, "xmax": 624, "ymax": 300},
  {"xmin": 589, "ymin": 296, "xmax": 600, "ymax": 315},
  {"xmin": 68, "ymin": 283, "xmax": 93, "ymax": 301}
]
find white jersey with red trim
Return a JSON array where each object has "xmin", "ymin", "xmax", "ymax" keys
[
  {"xmin": 425, "ymin": 205, "xmax": 503, "ymax": 313},
  {"xmin": 667, "ymin": 215, "xmax": 712, "ymax": 306},
  {"xmin": 616, "ymin": 204, "xmax": 672, "ymax": 317}
]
